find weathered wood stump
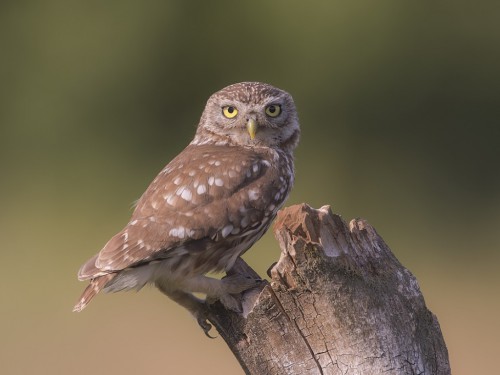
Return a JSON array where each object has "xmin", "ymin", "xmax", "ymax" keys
[{"xmin": 206, "ymin": 204, "xmax": 451, "ymax": 375}]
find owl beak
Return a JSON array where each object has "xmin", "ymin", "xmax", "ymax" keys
[{"xmin": 246, "ymin": 118, "xmax": 258, "ymax": 140}]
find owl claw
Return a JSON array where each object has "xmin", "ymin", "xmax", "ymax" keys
[
  {"xmin": 193, "ymin": 305, "xmax": 216, "ymax": 338},
  {"xmin": 197, "ymin": 316, "xmax": 215, "ymax": 338}
]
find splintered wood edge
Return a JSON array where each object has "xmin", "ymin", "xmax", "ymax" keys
[
  {"xmin": 274, "ymin": 203, "xmax": 380, "ymax": 248},
  {"xmin": 272, "ymin": 203, "xmax": 385, "ymax": 265},
  {"xmin": 270, "ymin": 203, "xmax": 424, "ymax": 302}
]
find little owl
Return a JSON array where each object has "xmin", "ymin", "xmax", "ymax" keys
[{"xmin": 73, "ymin": 82, "xmax": 300, "ymax": 334}]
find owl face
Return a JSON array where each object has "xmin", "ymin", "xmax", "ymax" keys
[{"xmin": 193, "ymin": 82, "xmax": 299, "ymax": 150}]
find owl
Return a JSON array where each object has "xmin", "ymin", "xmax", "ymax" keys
[{"xmin": 74, "ymin": 82, "xmax": 300, "ymax": 334}]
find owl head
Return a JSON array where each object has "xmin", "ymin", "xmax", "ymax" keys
[{"xmin": 192, "ymin": 82, "xmax": 300, "ymax": 152}]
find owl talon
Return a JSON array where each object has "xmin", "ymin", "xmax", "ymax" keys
[
  {"xmin": 197, "ymin": 316, "xmax": 215, "ymax": 338},
  {"xmin": 193, "ymin": 305, "xmax": 216, "ymax": 338}
]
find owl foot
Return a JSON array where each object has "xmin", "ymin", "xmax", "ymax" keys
[
  {"xmin": 221, "ymin": 274, "xmax": 263, "ymax": 294},
  {"xmin": 194, "ymin": 309, "xmax": 216, "ymax": 338},
  {"xmin": 205, "ymin": 275, "xmax": 263, "ymax": 312}
]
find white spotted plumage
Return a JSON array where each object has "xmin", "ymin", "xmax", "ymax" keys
[{"xmin": 74, "ymin": 82, "xmax": 300, "ymax": 334}]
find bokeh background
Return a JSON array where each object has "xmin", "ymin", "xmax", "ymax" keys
[{"xmin": 1, "ymin": 1, "xmax": 498, "ymax": 374}]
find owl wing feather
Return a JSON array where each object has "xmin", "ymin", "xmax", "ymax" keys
[{"xmin": 78, "ymin": 144, "xmax": 288, "ymax": 280}]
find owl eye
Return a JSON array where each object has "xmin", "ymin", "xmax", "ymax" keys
[
  {"xmin": 222, "ymin": 106, "xmax": 238, "ymax": 119},
  {"xmin": 265, "ymin": 104, "xmax": 282, "ymax": 117}
]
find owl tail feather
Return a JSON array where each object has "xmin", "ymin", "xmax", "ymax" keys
[{"xmin": 73, "ymin": 273, "xmax": 116, "ymax": 312}]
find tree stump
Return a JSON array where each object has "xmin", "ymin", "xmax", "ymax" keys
[{"xmin": 206, "ymin": 204, "xmax": 451, "ymax": 375}]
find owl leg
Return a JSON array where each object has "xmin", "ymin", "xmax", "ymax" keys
[{"xmin": 155, "ymin": 282, "xmax": 214, "ymax": 337}]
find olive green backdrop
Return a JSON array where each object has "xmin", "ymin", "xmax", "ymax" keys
[{"xmin": 1, "ymin": 1, "xmax": 498, "ymax": 374}]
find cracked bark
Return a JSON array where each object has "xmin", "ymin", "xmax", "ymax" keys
[{"xmin": 206, "ymin": 204, "xmax": 451, "ymax": 375}]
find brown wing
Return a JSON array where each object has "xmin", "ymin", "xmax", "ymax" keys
[{"xmin": 78, "ymin": 144, "xmax": 290, "ymax": 280}]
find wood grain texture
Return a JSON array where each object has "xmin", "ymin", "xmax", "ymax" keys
[{"xmin": 206, "ymin": 204, "xmax": 451, "ymax": 375}]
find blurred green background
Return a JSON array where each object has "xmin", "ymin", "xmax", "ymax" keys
[{"xmin": 1, "ymin": 1, "xmax": 498, "ymax": 374}]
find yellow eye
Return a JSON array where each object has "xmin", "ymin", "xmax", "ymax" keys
[
  {"xmin": 265, "ymin": 104, "xmax": 281, "ymax": 117},
  {"xmin": 222, "ymin": 106, "xmax": 238, "ymax": 119}
]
